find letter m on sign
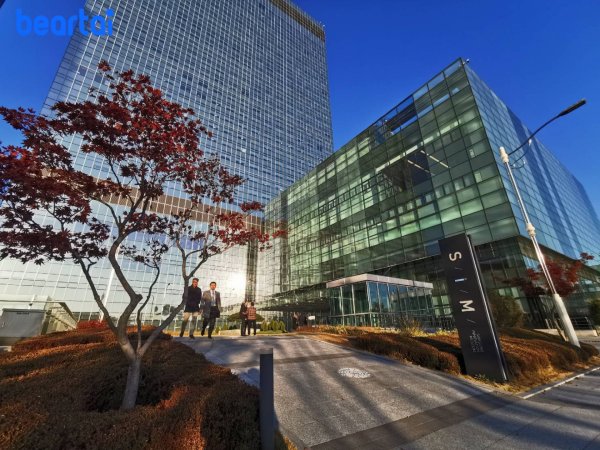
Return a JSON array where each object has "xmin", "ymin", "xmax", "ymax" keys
[{"xmin": 460, "ymin": 300, "xmax": 475, "ymax": 312}]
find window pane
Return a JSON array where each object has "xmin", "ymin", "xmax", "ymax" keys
[
  {"xmin": 368, "ymin": 282, "xmax": 380, "ymax": 312},
  {"xmin": 378, "ymin": 283, "xmax": 390, "ymax": 313},
  {"xmin": 342, "ymin": 284, "xmax": 354, "ymax": 315},
  {"xmin": 354, "ymin": 284, "xmax": 369, "ymax": 313}
]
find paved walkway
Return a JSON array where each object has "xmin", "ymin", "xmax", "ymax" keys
[{"xmin": 178, "ymin": 335, "xmax": 600, "ymax": 449}]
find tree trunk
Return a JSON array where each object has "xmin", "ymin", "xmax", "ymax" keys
[{"xmin": 121, "ymin": 355, "xmax": 142, "ymax": 410}]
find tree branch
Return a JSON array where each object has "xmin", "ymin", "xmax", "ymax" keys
[
  {"xmin": 74, "ymin": 256, "xmax": 118, "ymax": 335},
  {"xmin": 136, "ymin": 266, "xmax": 160, "ymax": 353},
  {"xmin": 141, "ymin": 294, "xmax": 187, "ymax": 355}
]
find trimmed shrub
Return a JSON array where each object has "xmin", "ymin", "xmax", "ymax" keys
[
  {"xmin": 417, "ymin": 328, "xmax": 598, "ymax": 387},
  {"xmin": 227, "ymin": 312, "xmax": 264, "ymax": 322},
  {"xmin": 352, "ymin": 333, "xmax": 461, "ymax": 374},
  {"xmin": 307, "ymin": 325, "xmax": 377, "ymax": 336},
  {"xmin": 306, "ymin": 326, "xmax": 599, "ymax": 390},
  {"xmin": 77, "ymin": 320, "xmax": 110, "ymax": 330},
  {"xmin": 0, "ymin": 328, "xmax": 261, "ymax": 449},
  {"xmin": 227, "ymin": 312, "xmax": 242, "ymax": 322}
]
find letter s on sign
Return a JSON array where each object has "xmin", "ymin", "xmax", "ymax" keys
[{"xmin": 449, "ymin": 252, "xmax": 462, "ymax": 261}]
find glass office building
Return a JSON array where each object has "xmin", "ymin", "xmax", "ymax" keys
[
  {"xmin": 0, "ymin": 0, "xmax": 333, "ymax": 316},
  {"xmin": 257, "ymin": 58, "xmax": 600, "ymax": 327}
]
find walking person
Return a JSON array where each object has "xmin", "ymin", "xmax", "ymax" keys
[
  {"xmin": 200, "ymin": 281, "xmax": 221, "ymax": 339},
  {"xmin": 239, "ymin": 300, "xmax": 248, "ymax": 336},
  {"xmin": 179, "ymin": 278, "xmax": 202, "ymax": 339},
  {"xmin": 246, "ymin": 301, "xmax": 257, "ymax": 336}
]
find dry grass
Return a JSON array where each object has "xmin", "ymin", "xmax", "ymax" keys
[
  {"xmin": 299, "ymin": 326, "xmax": 599, "ymax": 391},
  {"xmin": 0, "ymin": 327, "xmax": 277, "ymax": 450}
]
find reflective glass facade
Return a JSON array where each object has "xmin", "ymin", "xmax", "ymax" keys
[
  {"xmin": 325, "ymin": 274, "xmax": 441, "ymax": 328},
  {"xmin": 0, "ymin": 0, "xmax": 332, "ymax": 315},
  {"xmin": 466, "ymin": 66, "xmax": 600, "ymax": 259},
  {"xmin": 258, "ymin": 59, "xmax": 600, "ymax": 324}
]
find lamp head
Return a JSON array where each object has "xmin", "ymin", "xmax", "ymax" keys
[{"xmin": 557, "ymin": 99, "xmax": 586, "ymax": 117}]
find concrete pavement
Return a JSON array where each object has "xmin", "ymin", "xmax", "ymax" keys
[{"xmin": 178, "ymin": 334, "xmax": 600, "ymax": 449}]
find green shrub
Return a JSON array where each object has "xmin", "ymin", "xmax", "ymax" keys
[
  {"xmin": 589, "ymin": 298, "xmax": 600, "ymax": 326},
  {"xmin": 278, "ymin": 321, "xmax": 286, "ymax": 333},
  {"xmin": 227, "ymin": 312, "xmax": 241, "ymax": 322},
  {"xmin": 227, "ymin": 312, "xmax": 264, "ymax": 323},
  {"xmin": 489, "ymin": 292, "xmax": 524, "ymax": 328}
]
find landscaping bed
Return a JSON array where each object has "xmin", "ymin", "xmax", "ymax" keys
[
  {"xmin": 0, "ymin": 327, "xmax": 278, "ymax": 449},
  {"xmin": 298, "ymin": 326, "xmax": 599, "ymax": 391}
]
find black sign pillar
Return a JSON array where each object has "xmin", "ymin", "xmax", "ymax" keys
[{"xmin": 439, "ymin": 234, "xmax": 508, "ymax": 382}]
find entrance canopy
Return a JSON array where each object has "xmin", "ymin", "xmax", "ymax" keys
[
  {"xmin": 258, "ymin": 274, "xmax": 434, "ymax": 318},
  {"xmin": 326, "ymin": 274, "xmax": 434, "ymax": 327},
  {"xmin": 325, "ymin": 273, "xmax": 433, "ymax": 290}
]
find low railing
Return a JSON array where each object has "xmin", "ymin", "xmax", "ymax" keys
[{"xmin": 570, "ymin": 316, "xmax": 595, "ymax": 330}]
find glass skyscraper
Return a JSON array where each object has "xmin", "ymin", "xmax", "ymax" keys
[
  {"xmin": 0, "ymin": 0, "xmax": 333, "ymax": 315},
  {"xmin": 258, "ymin": 59, "xmax": 600, "ymax": 328}
]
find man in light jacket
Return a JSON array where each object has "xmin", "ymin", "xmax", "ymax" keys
[{"xmin": 200, "ymin": 281, "xmax": 221, "ymax": 339}]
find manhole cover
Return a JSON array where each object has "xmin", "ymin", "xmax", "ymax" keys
[{"xmin": 338, "ymin": 368, "xmax": 371, "ymax": 378}]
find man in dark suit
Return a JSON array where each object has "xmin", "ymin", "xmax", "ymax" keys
[
  {"xmin": 180, "ymin": 277, "xmax": 202, "ymax": 339},
  {"xmin": 200, "ymin": 281, "xmax": 221, "ymax": 339}
]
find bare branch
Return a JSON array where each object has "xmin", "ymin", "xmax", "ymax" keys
[
  {"xmin": 141, "ymin": 295, "xmax": 187, "ymax": 355},
  {"xmin": 136, "ymin": 266, "xmax": 160, "ymax": 352}
]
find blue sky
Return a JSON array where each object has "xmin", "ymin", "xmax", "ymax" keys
[{"xmin": 0, "ymin": 0, "xmax": 599, "ymax": 214}]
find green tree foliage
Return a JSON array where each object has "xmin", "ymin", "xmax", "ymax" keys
[
  {"xmin": 227, "ymin": 312, "xmax": 264, "ymax": 322},
  {"xmin": 589, "ymin": 298, "xmax": 600, "ymax": 326},
  {"xmin": 489, "ymin": 292, "xmax": 524, "ymax": 328}
]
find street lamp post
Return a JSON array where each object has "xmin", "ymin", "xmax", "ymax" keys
[{"xmin": 499, "ymin": 99, "xmax": 586, "ymax": 348}]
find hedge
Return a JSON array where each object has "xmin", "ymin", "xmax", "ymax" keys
[
  {"xmin": 301, "ymin": 326, "xmax": 599, "ymax": 389},
  {"xmin": 0, "ymin": 328, "xmax": 262, "ymax": 449}
]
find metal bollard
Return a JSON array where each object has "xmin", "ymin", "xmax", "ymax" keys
[{"xmin": 260, "ymin": 347, "xmax": 274, "ymax": 450}]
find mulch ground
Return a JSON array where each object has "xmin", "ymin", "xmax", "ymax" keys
[
  {"xmin": 299, "ymin": 326, "xmax": 599, "ymax": 391},
  {"xmin": 0, "ymin": 327, "xmax": 266, "ymax": 450}
]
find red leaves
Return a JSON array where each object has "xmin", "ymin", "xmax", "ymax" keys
[
  {"xmin": 0, "ymin": 60, "xmax": 285, "ymax": 294},
  {"xmin": 240, "ymin": 201, "xmax": 263, "ymax": 213},
  {"xmin": 516, "ymin": 252, "xmax": 595, "ymax": 298},
  {"xmin": 98, "ymin": 60, "xmax": 111, "ymax": 72}
]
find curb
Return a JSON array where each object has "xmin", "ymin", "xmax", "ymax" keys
[{"xmin": 519, "ymin": 365, "xmax": 600, "ymax": 399}]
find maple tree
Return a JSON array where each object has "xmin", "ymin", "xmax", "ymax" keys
[
  {"xmin": 515, "ymin": 253, "xmax": 594, "ymax": 298},
  {"xmin": 0, "ymin": 61, "xmax": 282, "ymax": 409}
]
